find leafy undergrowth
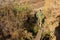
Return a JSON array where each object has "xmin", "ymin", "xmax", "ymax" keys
[
  {"xmin": 0, "ymin": 0, "xmax": 60, "ymax": 40},
  {"xmin": 0, "ymin": 2, "xmax": 39, "ymax": 40}
]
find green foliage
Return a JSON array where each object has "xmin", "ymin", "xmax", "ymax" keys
[
  {"xmin": 13, "ymin": 4, "xmax": 32, "ymax": 13},
  {"xmin": 36, "ymin": 11, "xmax": 43, "ymax": 21},
  {"xmin": 33, "ymin": 26, "xmax": 39, "ymax": 34}
]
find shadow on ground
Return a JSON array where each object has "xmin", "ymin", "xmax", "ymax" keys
[{"xmin": 54, "ymin": 21, "xmax": 60, "ymax": 40}]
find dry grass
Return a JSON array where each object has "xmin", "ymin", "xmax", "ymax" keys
[{"xmin": 0, "ymin": 1, "xmax": 39, "ymax": 40}]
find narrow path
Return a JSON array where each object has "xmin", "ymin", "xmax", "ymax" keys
[{"xmin": 33, "ymin": 30, "xmax": 42, "ymax": 40}]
